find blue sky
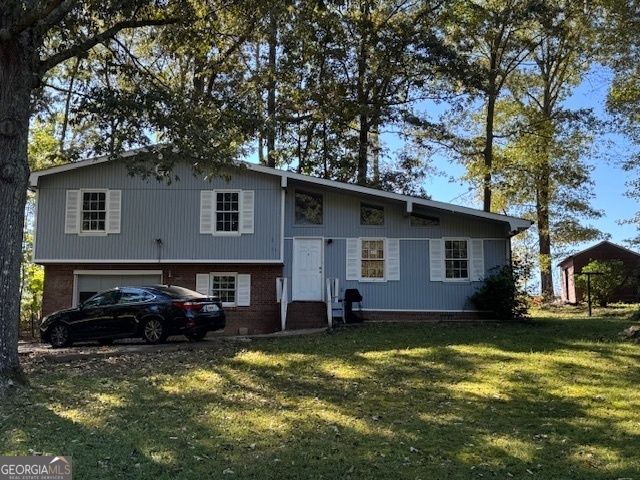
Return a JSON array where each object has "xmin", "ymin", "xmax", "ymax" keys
[{"xmin": 418, "ymin": 67, "xmax": 639, "ymax": 253}]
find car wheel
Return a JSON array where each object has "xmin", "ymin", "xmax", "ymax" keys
[
  {"xmin": 142, "ymin": 318, "xmax": 167, "ymax": 344},
  {"xmin": 49, "ymin": 323, "xmax": 72, "ymax": 348},
  {"xmin": 186, "ymin": 331, "xmax": 207, "ymax": 342}
]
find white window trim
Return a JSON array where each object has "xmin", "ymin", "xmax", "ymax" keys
[
  {"xmin": 443, "ymin": 237, "xmax": 471, "ymax": 282},
  {"xmin": 210, "ymin": 272, "xmax": 238, "ymax": 307},
  {"xmin": 66, "ymin": 189, "xmax": 121, "ymax": 236},
  {"xmin": 201, "ymin": 189, "xmax": 254, "ymax": 236},
  {"xmin": 195, "ymin": 272, "xmax": 251, "ymax": 307},
  {"xmin": 214, "ymin": 189, "xmax": 242, "ymax": 237},
  {"xmin": 79, "ymin": 189, "xmax": 109, "ymax": 235},
  {"xmin": 360, "ymin": 237, "xmax": 387, "ymax": 282},
  {"xmin": 347, "ymin": 237, "xmax": 400, "ymax": 283},
  {"xmin": 435, "ymin": 237, "xmax": 484, "ymax": 283}
]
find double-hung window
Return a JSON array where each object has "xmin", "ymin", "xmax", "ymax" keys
[
  {"xmin": 430, "ymin": 238, "xmax": 484, "ymax": 282},
  {"xmin": 346, "ymin": 237, "xmax": 400, "ymax": 282},
  {"xmin": 211, "ymin": 274, "xmax": 237, "ymax": 306},
  {"xmin": 445, "ymin": 240, "xmax": 469, "ymax": 280},
  {"xmin": 361, "ymin": 239, "xmax": 385, "ymax": 280},
  {"xmin": 195, "ymin": 272, "xmax": 251, "ymax": 307},
  {"xmin": 200, "ymin": 190, "xmax": 254, "ymax": 236},
  {"xmin": 65, "ymin": 189, "xmax": 121, "ymax": 235},
  {"xmin": 81, "ymin": 191, "xmax": 107, "ymax": 233},
  {"xmin": 215, "ymin": 191, "xmax": 240, "ymax": 233}
]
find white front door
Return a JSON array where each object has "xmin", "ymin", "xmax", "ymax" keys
[{"xmin": 292, "ymin": 238, "xmax": 324, "ymax": 301}]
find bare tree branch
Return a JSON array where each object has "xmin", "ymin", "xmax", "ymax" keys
[{"xmin": 39, "ymin": 16, "xmax": 178, "ymax": 74}]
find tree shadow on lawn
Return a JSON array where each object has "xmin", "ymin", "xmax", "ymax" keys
[
  {"xmin": 4, "ymin": 361, "xmax": 638, "ymax": 480},
  {"xmin": 3, "ymin": 320, "xmax": 639, "ymax": 480},
  {"xmin": 310, "ymin": 318, "xmax": 638, "ymax": 357}
]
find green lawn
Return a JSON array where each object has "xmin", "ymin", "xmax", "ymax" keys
[{"xmin": 2, "ymin": 305, "xmax": 640, "ymax": 479}]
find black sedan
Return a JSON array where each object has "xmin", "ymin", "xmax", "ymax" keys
[{"xmin": 40, "ymin": 285, "xmax": 225, "ymax": 348}]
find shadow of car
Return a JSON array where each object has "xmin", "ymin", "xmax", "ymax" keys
[{"xmin": 40, "ymin": 285, "xmax": 225, "ymax": 348}]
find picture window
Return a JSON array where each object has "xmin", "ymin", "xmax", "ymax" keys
[
  {"xmin": 360, "ymin": 204, "xmax": 384, "ymax": 226},
  {"xmin": 295, "ymin": 191, "xmax": 323, "ymax": 225},
  {"xmin": 410, "ymin": 213, "xmax": 440, "ymax": 227}
]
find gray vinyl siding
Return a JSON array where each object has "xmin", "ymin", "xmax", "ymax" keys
[
  {"xmin": 34, "ymin": 158, "xmax": 519, "ymax": 313},
  {"xmin": 34, "ymin": 161, "xmax": 282, "ymax": 262},
  {"xmin": 285, "ymin": 181, "xmax": 510, "ymax": 239},
  {"xmin": 282, "ymin": 179, "xmax": 512, "ymax": 311},
  {"xmin": 284, "ymin": 237, "xmax": 509, "ymax": 311}
]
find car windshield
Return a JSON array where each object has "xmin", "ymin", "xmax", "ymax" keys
[{"xmin": 152, "ymin": 285, "xmax": 207, "ymax": 299}]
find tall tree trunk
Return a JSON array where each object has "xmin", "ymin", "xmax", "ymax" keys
[
  {"xmin": 537, "ymin": 159, "xmax": 554, "ymax": 300},
  {"xmin": 371, "ymin": 124, "xmax": 379, "ymax": 186},
  {"xmin": 483, "ymin": 54, "xmax": 498, "ymax": 213},
  {"xmin": 266, "ymin": 9, "xmax": 277, "ymax": 168},
  {"xmin": 537, "ymin": 81, "xmax": 557, "ymax": 301},
  {"xmin": 483, "ymin": 91, "xmax": 496, "ymax": 212},
  {"xmin": 254, "ymin": 43, "xmax": 265, "ymax": 165},
  {"xmin": 357, "ymin": 113, "xmax": 369, "ymax": 185},
  {"xmin": 356, "ymin": 0, "xmax": 370, "ymax": 186},
  {"xmin": 60, "ymin": 57, "xmax": 80, "ymax": 153},
  {"xmin": 0, "ymin": 32, "xmax": 33, "ymax": 396}
]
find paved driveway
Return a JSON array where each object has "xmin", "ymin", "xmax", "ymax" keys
[{"xmin": 18, "ymin": 328, "xmax": 326, "ymax": 363}]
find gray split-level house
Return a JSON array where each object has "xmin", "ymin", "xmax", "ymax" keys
[{"xmin": 29, "ymin": 152, "xmax": 532, "ymax": 335}]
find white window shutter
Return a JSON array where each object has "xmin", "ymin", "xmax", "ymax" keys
[
  {"xmin": 471, "ymin": 239, "xmax": 485, "ymax": 281},
  {"xmin": 429, "ymin": 239, "xmax": 444, "ymax": 281},
  {"xmin": 240, "ymin": 190, "xmax": 254, "ymax": 234},
  {"xmin": 106, "ymin": 190, "xmax": 122, "ymax": 234},
  {"xmin": 346, "ymin": 238, "xmax": 360, "ymax": 281},
  {"xmin": 386, "ymin": 238, "xmax": 400, "ymax": 281},
  {"xmin": 64, "ymin": 190, "xmax": 80, "ymax": 234},
  {"xmin": 195, "ymin": 274, "xmax": 210, "ymax": 295},
  {"xmin": 237, "ymin": 274, "xmax": 251, "ymax": 306},
  {"xmin": 200, "ymin": 191, "xmax": 214, "ymax": 234}
]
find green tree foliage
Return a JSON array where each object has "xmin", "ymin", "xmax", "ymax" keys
[
  {"xmin": 31, "ymin": 1, "xmax": 263, "ymax": 178},
  {"xmin": 575, "ymin": 259, "xmax": 630, "ymax": 307},
  {"xmin": 0, "ymin": 0, "xmax": 265, "ymax": 396},
  {"xmin": 493, "ymin": 0, "xmax": 603, "ymax": 299},
  {"xmin": 258, "ymin": 0, "xmax": 468, "ymax": 186},
  {"xmin": 599, "ymin": 0, "xmax": 640, "ymax": 246},
  {"xmin": 440, "ymin": 0, "xmax": 603, "ymax": 299},
  {"xmin": 20, "ymin": 230, "xmax": 44, "ymax": 334},
  {"xmin": 439, "ymin": 0, "xmax": 542, "ymax": 212}
]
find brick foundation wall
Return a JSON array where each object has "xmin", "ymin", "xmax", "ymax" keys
[
  {"xmin": 42, "ymin": 264, "xmax": 75, "ymax": 318},
  {"xmin": 42, "ymin": 263, "xmax": 283, "ymax": 335},
  {"xmin": 41, "ymin": 263, "xmax": 494, "ymax": 337},
  {"xmin": 362, "ymin": 310, "xmax": 491, "ymax": 322}
]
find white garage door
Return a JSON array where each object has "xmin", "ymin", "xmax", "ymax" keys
[{"xmin": 75, "ymin": 271, "xmax": 163, "ymax": 305}]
